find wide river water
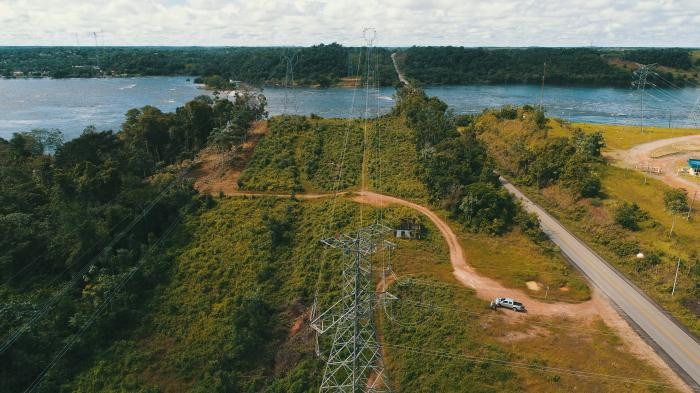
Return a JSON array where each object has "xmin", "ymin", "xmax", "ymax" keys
[{"xmin": 1, "ymin": 76, "xmax": 698, "ymax": 139}]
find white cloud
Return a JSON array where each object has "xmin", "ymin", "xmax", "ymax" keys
[{"xmin": 0, "ymin": 0, "xmax": 697, "ymax": 46}]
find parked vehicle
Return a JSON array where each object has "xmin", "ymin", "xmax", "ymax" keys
[{"xmin": 491, "ymin": 297, "xmax": 527, "ymax": 312}]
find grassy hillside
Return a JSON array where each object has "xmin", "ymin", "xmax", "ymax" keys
[
  {"xmin": 238, "ymin": 114, "xmax": 430, "ymax": 199},
  {"xmin": 63, "ymin": 195, "xmax": 677, "ymax": 392},
  {"xmin": 67, "ymin": 196, "xmax": 344, "ymax": 392},
  {"xmin": 548, "ymin": 119, "xmax": 700, "ymax": 150},
  {"xmin": 475, "ymin": 109, "xmax": 700, "ymax": 335},
  {"xmin": 366, "ymin": 116, "xmax": 430, "ymax": 201},
  {"xmin": 237, "ymin": 116, "xmax": 364, "ymax": 193},
  {"xmin": 60, "ymin": 96, "xmax": 681, "ymax": 391}
]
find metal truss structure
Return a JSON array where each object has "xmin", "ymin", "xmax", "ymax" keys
[{"xmin": 311, "ymin": 223, "xmax": 395, "ymax": 393}]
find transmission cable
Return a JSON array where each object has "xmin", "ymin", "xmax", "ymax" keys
[{"xmin": 21, "ymin": 204, "xmax": 190, "ymax": 393}]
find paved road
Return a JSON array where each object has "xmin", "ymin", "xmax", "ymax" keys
[{"xmin": 500, "ymin": 177, "xmax": 700, "ymax": 389}]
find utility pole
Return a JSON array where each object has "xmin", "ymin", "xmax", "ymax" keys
[
  {"xmin": 540, "ymin": 61, "xmax": 546, "ymax": 111},
  {"xmin": 672, "ymin": 257, "xmax": 681, "ymax": 296},
  {"xmin": 633, "ymin": 64, "xmax": 656, "ymax": 133},
  {"xmin": 282, "ymin": 51, "xmax": 297, "ymax": 114},
  {"xmin": 311, "ymin": 224, "xmax": 395, "ymax": 392},
  {"xmin": 669, "ymin": 214, "xmax": 676, "ymax": 238},
  {"xmin": 688, "ymin": 191, "xmax": 697, "ymax": 220}
]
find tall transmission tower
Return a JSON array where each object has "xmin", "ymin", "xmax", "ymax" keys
[
  {"xmin": 539, "ymin": 61, "xmax": 546, "ymax": 111},
  {"xmin": 310, "ymin": 27, "xmax": 393, "ymax": 393},
  {"xmin": 311, "ymin": 224, "xmax": 396, "ymax": 392},
  {"xmin": 632, "ymin": 63, "xmax": 656, "ymax": 132},
  {"xmin": 282, "ymin": 50, "xmax": 298, "ymax": 114},
  {"xmin": 688, "ymin": 96, "xmax": 700, "ymax": 127}
]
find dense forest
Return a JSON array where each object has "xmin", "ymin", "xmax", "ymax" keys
[
  {"xmin": 0, "ymin": 92, "xmax": 266, "ymax": 392},
  {"xmin": 2, "ymin": 45, "xmax": 698, "ymax": 87},
  {"xmin": 619, "ymin": 48, "xmax": 694, "ymax": 70},
  {"xmin": 399, "ymin": 47, "xmax": 699, "ymax": 86},
  {"xmin": 0, "ymin": 44, "xmax": 398, "ymax": 87}
]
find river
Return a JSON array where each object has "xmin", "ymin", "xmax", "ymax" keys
[{"xmin": 1, "ymin": 76, "xmax": 698, "ymax": 140}]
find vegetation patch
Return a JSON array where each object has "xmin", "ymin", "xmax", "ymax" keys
[
  {"xmin": 238, "ymin": 116, "xmax": 363, "ymax": 193},
  {"xmin": 548, "ymin": 119, "xmax": 700, "ymax": 151}
]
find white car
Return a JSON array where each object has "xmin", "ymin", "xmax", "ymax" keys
[{"xmin": 491, "ymin": 297, "xmax": 527, "ymax": 312}]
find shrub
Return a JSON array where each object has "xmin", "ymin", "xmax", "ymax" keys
[
  {"xmin": 495, "ymin": 105, "xmax": 518, "ymax": 120},
  {"xmin": 459, "ymin": 182, "xmax": 516, "ymax": 235},
  {"xmin": 614, "ymin": 202, "xmax": 648, "ymax": 231},
  {"xmin": 515, "ymin": 207, "xmax": 548, "ymax": 243},
  {"xmin": 664, "ymin": 188, "xmax": 689, "ymax": 214}
]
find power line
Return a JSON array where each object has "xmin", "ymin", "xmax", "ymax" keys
[
  {"xmin": 0, "ymin": 168, "xmax": 190, "ymax": 355},
  {"xmin": 21, "ymin": 205, "xmax": 189, "ymax": 393},
  {"xmin": 310, "ymin": 28, "xmax": 394, "ymax": 393},
  {"xmin": 632, "ymin": 63, "xmax": 656, "ymax": 133},
  {"xmin": 383, "ymin": 343, "xmax": 682, "ymax": 390}
]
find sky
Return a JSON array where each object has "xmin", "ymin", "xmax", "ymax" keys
[{"xmin": 0, "ymin": 0, "xmax": 698, "ymax": 47}]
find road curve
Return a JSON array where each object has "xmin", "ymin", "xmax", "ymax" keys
[
  {"xmin": 613, "ymin": 134, "xmax": 700, "ymax": 194},
  {"xmin": 500, "ymin": 177, "xmax": 700, "ymax": 389}
]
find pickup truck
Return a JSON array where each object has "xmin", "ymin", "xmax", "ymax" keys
[{"xmin": 491, "ymin": 297, "xmax": 527, "ymax": 312}]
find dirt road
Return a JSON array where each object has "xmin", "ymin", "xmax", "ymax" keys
[
  {"xmin": 391, "ymin": 53, "xmax": 409, "ymax": 86},
  {"xmin": 219, "ymin": 188, "xmax": 691, "ymax": 390},
  {"xmin": 613, "ymin": 134, "xmax": 700, "ymax": 194},
  {"xmin": 354, "ymin": 190, "xmax": 693, "ymax": 392}
]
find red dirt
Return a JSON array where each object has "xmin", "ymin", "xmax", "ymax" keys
[
  {"xmin": 353, "ymin": 190, "xmax": 691, "ymax": 392},
  {"xmin": 189, "ymin": 120, "xmax": 268, "ymax": 195}
]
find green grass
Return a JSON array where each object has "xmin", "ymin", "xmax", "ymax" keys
[
  {"xmin": 366, "ymin": 116, "xmax": 430, "ymax": 201},
  {"xmin": 381, "ymin": 205, "xmax": 674, "ymax": 393},
  {"xmin": 62, "ymin": 193, "xmax": 676, "ymax": 392},
  {"xmin": 521, "ymin": 165, "xmax": 699, "ymax": 335},
  {"xmin": 457, "ymin": 227, "xmax": 590, "ymax": 303},
  {"xmin": 547, "ymin": 119, "xmax": 700, "ymax": 150},
  {"xmin": 238, "ymin": 116, "xmax": 363, "ymax": 193}
]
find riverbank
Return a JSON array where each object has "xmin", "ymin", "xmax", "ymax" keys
[{"xmin": 2, "ymin": 76, "xmax": 700, "ymax": 139}]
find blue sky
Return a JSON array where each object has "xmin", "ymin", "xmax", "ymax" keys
[{"xmin": 0, "ymin": 0, "xmax": 698, "ymax": 47}]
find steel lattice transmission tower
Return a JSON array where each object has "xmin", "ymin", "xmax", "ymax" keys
[
  {"xmin": 311, "ymin": 223, "xmax": 396, "ymax": 392},
  {"xmin": 632, "ymin": 63, "xmax": 657, "ymax": 132}
]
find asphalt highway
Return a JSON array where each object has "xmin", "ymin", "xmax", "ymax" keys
[{"xmin": 501, "ymin": 177, "xmax": 700, "ymax": 389}]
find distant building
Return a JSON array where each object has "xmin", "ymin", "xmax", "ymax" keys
[
  {"xmin": 395, "ymin": 218, "xmax": 423, "ymax": 239},
  {"xmin": 689, "ymin": 158, "xmax": 700, "ymax": 176}
]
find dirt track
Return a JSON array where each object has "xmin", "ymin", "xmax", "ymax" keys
[
  {"xmin": 214, "ymin": 186, "xmax": 690, "ymax": 390},
  {"xmin": 354, "ymin": 190, "xmax": 692, "ymax": 392},
  {"xmin": 612, "ymin": 134, "xmax": 700, "ymax": 194}
]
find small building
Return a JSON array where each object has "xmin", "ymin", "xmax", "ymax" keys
[
  {"xmin": 689, "ymin": 158, "xmax": 700, "ymax": 176},
  {"xmin": 395, "ymin": 218, "xmax": 423, "ymax": 239}
]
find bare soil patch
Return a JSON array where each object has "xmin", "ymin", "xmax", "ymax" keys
[
  {"xmin": 614, "ymin": 134, "xmax": 700, "ymax": 195},
  {"xmin": 189, "ymin": 120, "xmax": 268, "ymax": 195},
  {"xmin": 525, "ymin": 281, "xmax": 542, "ymax": 291}
]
